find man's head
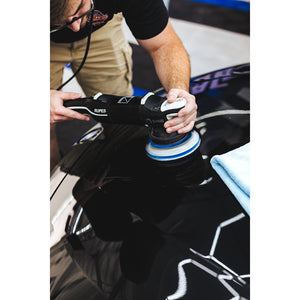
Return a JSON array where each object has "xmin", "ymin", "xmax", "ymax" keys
[
  {"xmin": 50, "ymin": 0, "xmax": 94, "ymax": 33},
  {"xmin": 50, "ymin": 0, "xmax": 70, "ymax": 25}
]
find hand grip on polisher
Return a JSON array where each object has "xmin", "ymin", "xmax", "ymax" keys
[{"xmin": 63, "ymin": 92, "xmax": 187, "ymax": 144}]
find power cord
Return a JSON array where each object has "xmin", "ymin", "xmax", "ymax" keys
[{"xmin": 56, "ymin": 9, "xmax": 95, "ymax": 91}]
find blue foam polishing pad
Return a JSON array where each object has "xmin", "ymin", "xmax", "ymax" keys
[{"xmin": 145, "ymin": 130, "xmax": 201, "ymax": 162}]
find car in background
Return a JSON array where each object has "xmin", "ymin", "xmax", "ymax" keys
[{"xmin": 50, "ymin": 63, "xmax": 250, "ymax": 300}]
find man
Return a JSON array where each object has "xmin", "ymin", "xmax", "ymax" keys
[{"xmin": 50, "ymin": 0, "xmax": 197, "ymax": 170}]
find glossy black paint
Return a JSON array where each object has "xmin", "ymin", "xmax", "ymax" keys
[{"xmin": 51, "ymin": 64, "xmax": 250, "ymax": 300}]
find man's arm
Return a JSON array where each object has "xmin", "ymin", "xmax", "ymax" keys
[{"xmin": 137, "ymin": 20, "xmax": 197, "ymax": 134}]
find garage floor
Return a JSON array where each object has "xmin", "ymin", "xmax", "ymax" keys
[{"xmin": 55, "ymin": 0, "xmax": 250, "ymax": 155}]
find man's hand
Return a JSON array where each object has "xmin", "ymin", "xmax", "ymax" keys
[
  {"xmin": 50, "ymin": 90, "xmax": 90, "ymax": 123},
  {"xmin": 164, "ymin": 88, "xmax": 197, "ymax": 134}
]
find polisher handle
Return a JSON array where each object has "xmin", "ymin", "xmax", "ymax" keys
[
  {"xmin": 64, "ymin": 92, "xmax": 187, "ymax": 144},
  {"xmin": 63, "ymin": 92, "xmax": 143, "ymax": 124}
]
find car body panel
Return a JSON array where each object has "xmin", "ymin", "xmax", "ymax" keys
[{"xmin": 50, "ymin": 63, "xmax": 250, "ymax": 300}]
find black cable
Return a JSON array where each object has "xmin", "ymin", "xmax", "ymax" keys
[{"xmin": 56, "ymin": 9, "xmax": 95, "ymax": 91}]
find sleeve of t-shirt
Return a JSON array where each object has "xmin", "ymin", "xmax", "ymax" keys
[{"xmin": 120, "ymin": 0, "xmax": 169, "ymax": 40}]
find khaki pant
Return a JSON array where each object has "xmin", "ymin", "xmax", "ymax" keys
[
  {"xmin": 50, "ymin": 14, "xmax": 134, "ymax": 170},
  {"xmin": 50, "ymin": 13, "xmax": 133, "ymax": 96}
]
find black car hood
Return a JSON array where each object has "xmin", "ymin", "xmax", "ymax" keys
[{"xmin": 50, "ymin": 64, "xmax": 250, "ymax": 300}]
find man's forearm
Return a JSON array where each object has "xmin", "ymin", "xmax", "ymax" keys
[
  {"xmin": 137, "ymin": 20, "xmax": 197, "ymax": 134},
  {"xmin": 137, "ymin": 20, "xmax": 191, "ymax": 93},
  {"xmin": 150, "ymin": 41, "xmax": 191, "ymax": 93}
]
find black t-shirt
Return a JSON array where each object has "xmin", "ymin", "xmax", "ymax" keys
[{"xmin": 50, "ymin": 0, "xmax": 169, "ymax": 43}]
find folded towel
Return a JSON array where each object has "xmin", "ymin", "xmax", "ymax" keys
[{"xmin": 210, "ymin": 143, "xmax": 250, "ymax": 215}]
